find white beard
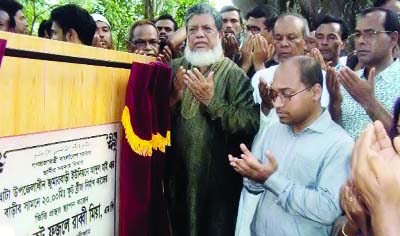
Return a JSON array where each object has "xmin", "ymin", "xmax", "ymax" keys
[{"xmin": 184, "ymin": 38, "xmax": 224, "ymax": 67}]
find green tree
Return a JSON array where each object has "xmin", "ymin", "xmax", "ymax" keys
[{"xmin": 20, "ymin": 0, "xmax": 210, "ymax": 51}]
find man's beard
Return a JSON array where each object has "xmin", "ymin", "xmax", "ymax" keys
[{"xmin": 184, "ymin": 38, "xmax": 224, "ymax": 67}]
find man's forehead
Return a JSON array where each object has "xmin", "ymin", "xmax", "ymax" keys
[
  {"xmin": 133, "ymin": 24, "xmax": 158, "ymax": 38},
  {"xmin": 221, "ymin": 11, "xmax": 240, "ymax": 20},
  {"xmin": 273, "ymin": 62, "xmax": 301, "ymax": 87},
  {"xmin": 356, "ymin": 11, "xmax": 386, "ymax": 29},
  {"xmin": 96, "ymin": 21, "xmax": 110, "ymax": 29},
  {"xmin": 274, "ymin": 19, "xmax": 303, "ymax": 35},
  {"xmin": 317, "ymin": 23, "xmax": 341, "ymax": 34},
  {"xmin": 247, "ymin": 16, "xmax": 266, "ymax": 25},
  {"xmin": 156, "ymin": 19, "xmax": 174, "ymax": 28},
  {"xmin": 188, "ymin": 13, "xmax": 216, "ymax": 27}
]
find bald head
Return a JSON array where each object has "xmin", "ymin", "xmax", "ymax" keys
[
  {"xmin": 273, "ymin": 14, "xmax": 310, "ymax": 62},
  {"xmin": 282, "ymin": 56, "xmax": 322, "ymax": 87},
  {"xmin": 275, "ymin": 13, "xmax": 310, "ymax": 38}
]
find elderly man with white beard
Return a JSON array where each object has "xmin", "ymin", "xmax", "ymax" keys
[{"xmin": 165, "ymin": 3, "xmax": 259, "ymax": 236}]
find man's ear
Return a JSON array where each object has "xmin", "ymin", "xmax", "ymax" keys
[
  {"xmin": 311, "ymin": 83, "xmax": 323, "ymax": 101},
  {"xmin": 390, "ymin": 31, "xmax": 399, "ymax": 48},
  {"xmin": 66, "ymin": 29, "xmax": 82, "ymax": 44},
  {"xmin": 219, "ymin": 31, "xmax": 223, "ymax": 40}
]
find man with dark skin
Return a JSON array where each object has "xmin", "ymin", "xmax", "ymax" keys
[
  {"xmin": 220, "ymin": 5, "xmax": 243, "ymax": 59},
  {"xmin": 127, "ymin": 20, "xmax": 171, "ymax": 64},
  {"xmin": 315, "ymin": 15, "xmax": 349, "ymax": 70},
  {"xmin": 240, "ymin": 5, "xmax": 279, "ymax": 78}
]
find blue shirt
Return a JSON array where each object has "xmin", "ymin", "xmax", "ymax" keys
[
  {"xmin": 341, "ymin": 59, "xmax": 400, "ymax": 138},
  {"xmin": 244, "ymin": 110, "xmax": 353, "ymax": 236}
]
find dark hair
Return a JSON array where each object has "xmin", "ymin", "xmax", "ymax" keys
[
  {"xmin": 389, "ymin": 97, "xmax": 400, "ymax": 140},
  {"xmin": 373, "ymin": 0, "xmax": 394, "ymax": 7},
  {"xmin": 275, "ymin": 13, "xmax": 310, "ymax": 38},
  {"xmin": 38, "ymin": 19, "xmax": 52, "ymax": 38},
  {"xmin": 185, "ymin": 3, "xmax": 222, "ymax": 31},
  {"xmin": 317, "ymin": 14, "xmax": 349, "ymax": 40},
  {"xmin": 0, "ymin": 0, "xmax": 22, "ymax": 29},
  {"xmin": 128, "ymin": 19, "xmax": 158, "ymax": 43},
  {"xmin": 291, "ymin": 56, "xmax": 323, "ymax": 87},
  {"xmin": 50, "ymin": 4, "xmax": 96, "ymax": 46},
  {"xmin": 2, "ymin": 0, "xmax": 22, "ymax": 16},
  {"xmin": 360, "ymin": 7, "xmax": 400, "ymax": 33},
  {"xmin": 155, "ymin": 14, "xmax": 178, "ymax": 31},
  {"xmin": 220, "ymin": 5, "xmax": 243, "ymax": 24},
  {"xmin": 246, "ymin": 4, "xmax": 279, "ymax": 29}
]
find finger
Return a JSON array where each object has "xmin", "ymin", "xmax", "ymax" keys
[
  {"xmin": 394, "ymin": 137, "xmax": 400, "ymax": 155},
  {"xmin": 353, "ymin": 124, "xmax": 375, "ymax": 183},
  {"xmin": 264, "ymin": 150, "xmax": 277, "ymax": 168},
  {"xmin": 228, "ymin": 154, "xmax": 237, "ymax": 162},
  {"xmin": 239, "ymin": 143, "xmax": 252, "ymax": 156},
  {"xmin": 338, "ymin": 70, "xmax": 354, "ymax": 91},
  {"xmin": 183, "ymin": 74, "xmax": 196, "ymax": 88},
  {"xmin": 367, "ymin": 67, "xmax": 376, "ymax": 88},
  {"xmin": 342, "ymin": 185, "xmax": 354, "ymax": 221},
  {"xmin": 252, "ymin": 36, "xmax": 260, "ymax": 51},
  {"xmin": 342, "ymin": 67, "xmax": 360, "ymax": 85},
  {"xmin": 374, "ymin": 120, "xmax": 393, "ymax": 151},
  {"xmin": 367, "ymin": 151, "xmax": 389, "ymax": 181},
  {"xmin": 192, "ymin": 68, "xmax": 206, "ymax": 82},
  {"xmin": 235, "ymin": 158, "xmax": 253, "ymax": 175},
  {"xmin": 240, "ymin": 153, "xmax": 262, "ymax": 171},
  {"xmin": 232, "ymin": 37, "xmax": 239, "ymax": 50},
  {"xmin": 163, "ymin": 46, "xmax": 172, "ymax": 58},
  {"xmin": 187, "ymin": 69, "xmax": 202, "ymax": 83},
  {"xmin": 207, "ymin": 71, "xmax": 214, "ymax": 82}
]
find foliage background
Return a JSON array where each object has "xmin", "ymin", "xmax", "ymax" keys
[
  {"xmin": 20, "ymin": 0, "xmax": 208, "ymax": 51},
  {"xmin": 20, "ymin": 0, "xmax": 374, "ymax": 51}
]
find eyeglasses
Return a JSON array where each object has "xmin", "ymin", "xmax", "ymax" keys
[
  {"xmin": 351, "ymin": 30, "xmax": 394, "ymax": 41},
  {"xmin": 129, "ymin": 39, "xmax": 159, "ymax": 48},
  {"xmin": 268, "ymin": 86, "xmax": 312, "ymax": 103}
]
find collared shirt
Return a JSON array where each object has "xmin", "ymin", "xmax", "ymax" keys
[
  {"xmin": 244, "ymin": 110, "xmax": 353, "ymax": 236},
  {"xmin": 341, "ymin": 59, "xmax": 400, "ymax": 138}
]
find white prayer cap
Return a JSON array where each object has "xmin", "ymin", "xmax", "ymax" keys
[{"xmin": 91, "ymin": 13, "xmax": 111, "ymax": 29}]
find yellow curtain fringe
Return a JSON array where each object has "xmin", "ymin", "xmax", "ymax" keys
[
  {"xmin": 121, "ymin": 106, "xmax": 171, "ymax": 157},
  {"xmin": 151, "ymin": 131, "xmax": 171, "ymax": 153}
]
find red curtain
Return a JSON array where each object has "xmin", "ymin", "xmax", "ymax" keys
[{"xmin": 119, "ymin": 62, "xmax": 172, "ymax": 236}]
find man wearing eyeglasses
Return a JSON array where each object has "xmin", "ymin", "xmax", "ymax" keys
[
  {"xmin": 235, "ymin": 14, "xmax": 333, "ymax": 236},
  {"xmin": 229, "ymin": 56, "xmax": 353, "ymax": 236},
  {"xmin": 251, "ymin": 13, "xmax": 331, "ymax": 128},
  {"xmin": 328, "ymin": 7, "xmax": 400, "ymax": 139},
  {"xmin": 127, "ymin": 19, "xmax": 171, "ymax": 63}
]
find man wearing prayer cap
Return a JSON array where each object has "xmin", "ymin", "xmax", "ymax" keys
[{"xmin": 91, "ymin": 13, "xmax": 114, "ymax": 49}]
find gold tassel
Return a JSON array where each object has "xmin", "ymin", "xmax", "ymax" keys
[
  {"xmin": 151, "ymin": 131, "xmax": 171, "ymax": 153},
  {"xmin": 121, "ymin": 106, "xmax": 153, "ymax": 157}
]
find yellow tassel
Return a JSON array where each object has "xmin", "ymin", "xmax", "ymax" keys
[
  {"xmin": 121, "ymin": 106, "xmax": 153, "ymax": 157},
  {"xmin": 151, "ymin": 131, "xmax": 171, "ymax": 153}
]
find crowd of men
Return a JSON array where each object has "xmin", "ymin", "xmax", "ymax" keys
[{"xmin": 1, "ymin": 0, "xmax": 400, "ymax": 235}]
